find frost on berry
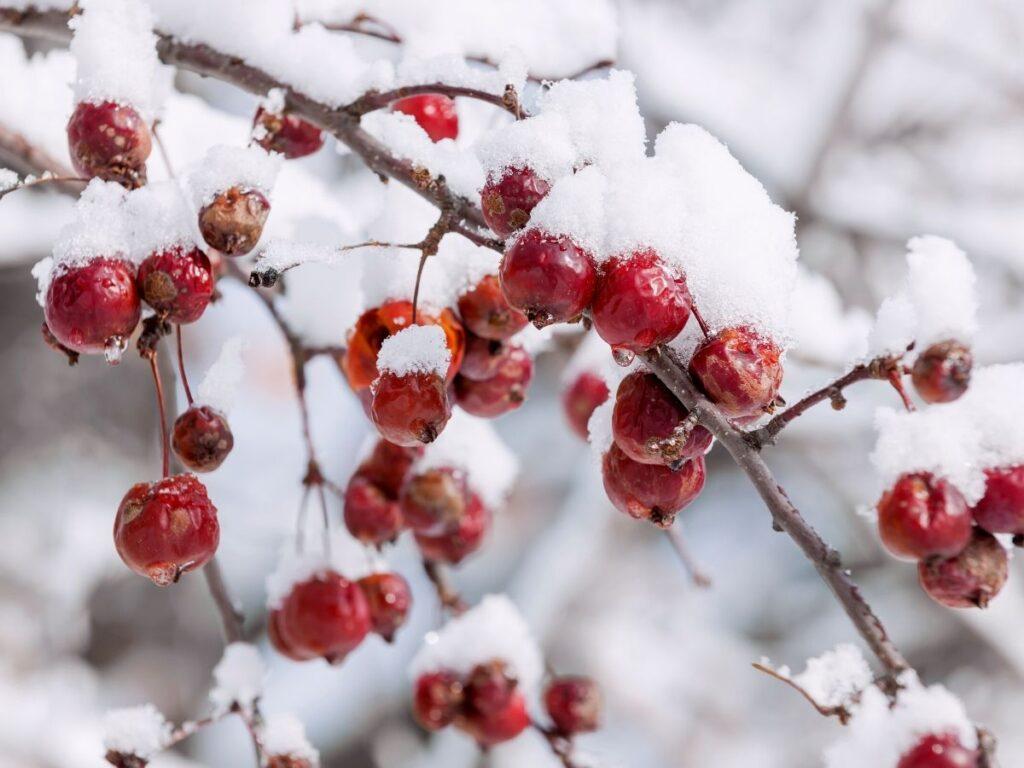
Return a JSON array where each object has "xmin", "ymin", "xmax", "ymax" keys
[
  {"xmin": 545, "ymin": 676, "xmax": 601, "ymax": 735},
  {"xmin": 876, "ymin": 473, "xmax": 972, "ymax": 561},
  {"xmin": 612, "ymin": 370, "xmax": 712, "ymax": 467},
  {"xmin": 393, "ymin": 94, "xmax": 458, "ymax": 143},
  {"xmin": 563, "ymin": 370, "xmax": 610, "ymax": 441},
  {"xmin": 413, "ymin": 670, "xmax": 464, "ymax": 731},
  {"xmin": 171, "ymin": 405, "xmax": 234, "ymax": 473},
  {"xmin": 500, "ymin": 229, "xmax": 597, "ymax": 328},
  {"xmin": 591, "ymin": 249, "xmax": 692, "ymax": 356},
  {"xmin": 137, "ymin": 246, "xmax": 214, "ymax": 324},
  {"xmin": 357, "ymin": 571, "xmax": 412, "ymax": 642},
  {"xmin": 453, "ymin": 346, "xmax": 534, "ymax": 419},
  {"xmin": 198, "ymin": 186, "xmax": 271, "ymax": 257},
  {"xmin": 113, "ymin": 474, "xmax": 219, "ymax": 586},
  {"xmin": 272, "ymin": 571, "xmax": 372, "ymax": 664},
  {"xmin": 918, "ymin": 529, "xmax": 1008, "ymax": 609},
  {"xmin": 253, "ymin": 106, "xmax": 324, "ymax": 159},
  {"xmin": 601, "ymin": 443, "xmax": 706, "ymax": 528},
  {"xmin": 371, "ymin": 370, "xmax": 452, "ymax": 446},
  {"xmin": 972, "ymin": 465, "xmax": 1024, "ymax": 535},
  {"xmin": 912, "ymin": 340, "xmax": 973, "ymax": 405},
  {"xmin": 67, "ymin": 101, "xmax": 151, "ymax": 187},
  {"xmin": 897, "ymin": 733, "xmax": 979, "ymax": 768},
  {"xmin": 44, "ymin": 257, "xmax": 141, "ymax": 358},
  {"xmin": 688, "ymin": 326, "xmax": 784, "ymax": 419},
  {"xmin": 457, "ymin": 274, "xmax": 529, "ymax": 341},
  {"xmin": 481, "ymin": 166, "xmax": 551, "ymax": 238}
]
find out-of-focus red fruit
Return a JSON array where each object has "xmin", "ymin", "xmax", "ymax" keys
[
  {"xmin": 414, "ymin": 496, "xmax": 491, "ymax": 564},
  {"xmin": 591, "ymin": 250, "xmax": 691, "ymax": 357},
  {"xmin": 481, "ymin": 167, "xmax": 551, "ymax": 238},
  {"xmin": 67, "ymin": 100, "xmax": 151, "ymax": 187},
  {"xmin": 400, "ymin": 467, "xmax": 475, "ymax": 534},
  {"xmin": 464, "ymin": 661, "xmax": 517, "ymax": 716},
  {"xmin": 460, "ymin": 692, "xmax": 531, "ymax": 747},
  {"xmin": 688, "ymin": 326, "xmax": 784, "ymax": 419},
  {"xmin": 876, "ymin": 473, "xmax": 972, "ymax": 561},
  {"xmin": 253, "ymin": 106, "xmax": 324, "ymax": 159},
  {"xmin": 562, "ymin": 370, "xmax": 610, "ymax": 440},
  {"xmin": 268, "ymin": 608, "xmax": 318, "ymax": 661},
  {"xmin": 171, "ymin": 405, "xmax": 234, "ymax": 473},
  {"xmin": 453, "ymin": 347, "xmax": 533, "ymax": 418},
  {"xmin": 343, "ymin": 475, "xmax": 405, "ymax": 546},
  {"xmin": 371, "ymin": 371, "xmax": 452, "ymax": 446},
  {"xmin": 137, "ymin": 246, "xmax": 214, "ymax": 324},
  {"xmin": 413, "ymin": 670, "xmax": 464, "ymax": 730},
  {"xmin": 500, "ymin": 229, "xmax": 597, "ymax": 328},
  {"xmin": 276, "ymin": 571, "xmax": 372, "ymax": 663},
  {"xmin": 612, "ymin": 371, "xmax": 712, "ymax": 466},
  {"xmin": 393, "ymin": 94, "xmax": 458, "ymax": 142},
  {"xmin": 971, "ymin": 465, "xmax": 1024, "ymax": 536},
  {"xmin": 912, "ymin": 340, "xmax": 973, "ymax": 404},
  {"xmin": 44, "ymin": 257, "xmax": 141, "ymax": 358},
  {"xmin": 357, "ymin": 572, "xmax": 412, "ymax": 642},
  {"xmin": 198, "ymin": 187, "xmax": 270, "ymax": 257},
  {"xmin": 544, "ymin": 676, "xmax": 601, "ymax": 734},
  {"xmin": 897, "ymin": 733, "xmax": 979, "ymax": 768},
  {"xmin": 459, "ymin": 334, "xmax": 514, "ymax": 382},
  {"xmin": 356, "ymin": 439, "xmax": 423, "ymax": 497},
  {"xmin": 601, "ymin": 443, "xmax": 706, "ymax": 528},
  {"xmin": 113, "ymin": 474, "xmax": 219, "ymax": 586},
  {"xmin": 918, "ymin": 529, "xmax": 1008, "ymax": 609},
  {"xmin": 458, "ymin": 274, "xmax": 529, "ymax": 341}
]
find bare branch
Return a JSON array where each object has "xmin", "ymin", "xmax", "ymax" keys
[{"xmin": 663, "ymin": 525, "xmax": 712, "ymax": 589}]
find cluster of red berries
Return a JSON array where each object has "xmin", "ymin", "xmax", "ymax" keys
[
  {"xmin": 413, "ymin": 665, "xmax": 599, "ymax": 747},
  {"xmin": 898, "ymin": 732, "xmax": 979, "ymax": 768},
  {"xmin": 343, "ymin": 438, "xmax": 492, "ymax": 566},
  {"xmin": 269, "ymin": 567, "xmax": 412, "ymax": 663}
]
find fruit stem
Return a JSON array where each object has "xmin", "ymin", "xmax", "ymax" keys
[
  {"xmin": 691, "ymin": 304, "xmax": 711, "ymax": 338},
  {"xmin": 663, "ymin": 525, "xmax": 712, "ymax": 588},
  {"xmin": 176, "ymin": 324, "xmax": 194, "ymax": 405},
  {"xmin": 148, "ymin": 351, "xmax": 171, "ymax": 478}
]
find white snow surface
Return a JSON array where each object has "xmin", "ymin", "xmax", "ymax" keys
[
  {"xmin": 773, "ymin": 644, "xmax": 874, "ymax": 711},
  {"xmin": 102, "ymin": 704, "xmax": 172, "ymax": 758},
  {"xmin": 265, "ymin": 532, "xmax": 376, "ymax": 610},
  {"xmin": 209, "ymin": 642, "xmax": 266, "ymax": 714},
  {"xmin": 196, "ymin": 337, "xmax": 247, "ymax": 415},
  {"xmin": 185, "ymin": 145, "xmax": 282, "ymax": 208},
  {"xmin": 409, "ymin": 594, "xmax": 544, "ymax": 697},
  {"xmin": 375, "ymin": 324, "xmax": 451, "ymax": 377},
  {"xmin": 260, "ymin": 713, "xmax": 320, "ymax": 766}
]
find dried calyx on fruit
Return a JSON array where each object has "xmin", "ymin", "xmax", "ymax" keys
[{"xmin": 137, "ymin": 246, "xmax": 214, "ymax": 324}]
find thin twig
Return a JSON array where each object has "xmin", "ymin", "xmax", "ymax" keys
[
  {"xmin": 148, "ymin": 351, "xmax": 171, "ymax": 478},
  {"xmin": 176, "ymin": 324, "xmax": 195, "ymax": 405},
  {"xmin": 345, "ymin": 82, "xmax": 525, "ymax": 119},
  {"xmin": 203, "ymin": 557, "xmax": 245, "ymax": 643},
  {"xmin": 0, "ymin": 172, "xmax": 89, "ymax": 201},
  {"xmin": 533, "ymin": 724, "xmax": 580, "ymax": 768},
  {"xmin": 663, "ymin": 526, "xmax": 712, "ymax": 589},
  {"xmin": 751, "ymin": 662, "xmax": 851, "ymax": 723},
  {"xmin": 422, "ymin": 559, "xmax": 468, "ymax": 615}
]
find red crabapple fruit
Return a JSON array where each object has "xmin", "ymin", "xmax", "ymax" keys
[
  {"xmin": 460, "ymin": 690, "xmax": 531, "ymax": 747},
  {"xmin": 274, "ymin": 571, "xmax": 372, "ymax": 663},
  {"xmin": 67, "ymin": 101, "xmax": 151, "ymax": 187},
  {"xmin": 268, "ymin": 608, "xmax": 317, "ymax": 662},
  {"xmin": 972, "ymin": 465, "xmax": 1024, "ymax": 535},
  {"xmin": 171, "ymin": 405, "xmax": 234, "ymax": 473},
  {"xmin": 562, "ymin": 371, "xmax": 610, "ymax": 440},
  {"xmin": 357, "ymin": 571, "xmax": 412, "ymax": 642},
  {"xmin": 689, "ymin": 326, "xmax": 784, "ymax": 419},
  {"xmin": 612, "ymin": 371, "xmax": 712, "ymax": 466},
  {"xmin": 413, "ymin": 670, "xmax": 464, "ymax": 731},
  {"xmin": 400, "ymin": 467, "xmax": 476, "ymax": 534},
  {"xmin": 253, "ymin": 106, "xmax": 324, "ymax": 159},
  {"xmin": 897, "ymin": 733, "xmax": 979, "ymax": 768},
  {"xmin": 876, "ymin": 473, "xmax": 972, "ymax": 561},
  {"xmin": 44, "ymin": 257, "xmax": 141, "ymax": 359},
  {"xmin": 371, "ymin": 371, "xmax": 452, "ymax": 446},
  {"xmin": 481, "ymin": 167, "xmax": 551, "ymax": 238},
  {"xmin": 459, "ymin": 333, "xmax": 515, "ymax": 382},
  {"xmin": 414, "ymin": 495, "xmax": 491, "ymax": 564},
  {"xmin": 912, "ymin": 340, "xmax": 973, "ymax": 404},
  {"xmin": 355, "ymin": 439, "xmax": 423, "ymax": 497},
  {"xmin": 918, "ymin": 529, "xmax": 1008, "ymax": 609},
  {"xmin": 343, "ymin": 475, "xmax": 405, "ymax": 546},
  {"xmin": 591, "ymin": 250, "xmax": 691, "ymax": 356},
  {"xmin": 457, "ymin": 275, "xmax": 529, "ymax": 341},
  {"xmin": 453, "ymin": 346, "xmax": 533, "ymax": 418},
  {"xmin": 393, "ymin": 94, "xmax": 458, "ymax": 142},
  {"xmin": 465, "ymin": 661, "xmax": 517, "ymax": 716},
  {"xmin": 500, "ymin": 229, "xmax": 597, "ymax": 328},
  {"xmin": 198, "ymin": 186, "xmax": 270, "ymax": 256},
  {"xmin": 137, "ymin": 246, "xmax": 214, "ymax": 324},
  {"xmin": 544, "ymin": 676, "xmax": 601, "ymax": 735},
  {"xmin": 601, "ymin": 443, "xmax": 706, "ymax": 528},
  {"xmin": 113, "ymin": 474, "xmax": 219, "ymax": 586}
]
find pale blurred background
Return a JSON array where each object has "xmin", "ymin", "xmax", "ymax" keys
[{"xmin": 2, "ymin": 1, "xmax": 1024, "ymax": 766}]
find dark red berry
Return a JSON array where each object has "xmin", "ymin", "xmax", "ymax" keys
[
  {"xmin": 500, "ymin": 229, "xmax": 597, "ymax": 328},
  {"xmin": 171, "ymin": 405, "xmax": 234, "ymax": 473},
  {"xmin": 198, "ymin": 186, "xmax": 270, "ymax": 257},
  {"xmin": 413, "ymin": 670, "xmax": 464, "ymax": 730},
  {"xmin": 453, "ymin": 346, "xmax": 533, "ymax": 418},
  {"xmin": 400, "ymin": 467, "xmax": 476, "ymax": 534},
  {"xmin": 459, "ymin": 333, "xmax": 514, "ymax": 381},
  {"xmin": 601, "ymin": 443, "xmax": 706, "ymax": 528},
  {"xmin": 459, "ymin": 692, "xmax": 530, "ymax": 747},
  {"xmin": 357, "ymin": 572, "xmax": 412, "ymax": 642},
  {"xmin": 918, "ymin": 529, "xmax": 1008, "ymax": 609},
  {"xmin": 591, "ymin": 250, "xmax": 691, "ymax": 356},
  {"xmin": 342, "ymin": 302, "xmax": 464, "ymax": 392},
  {"xmin": 457, "ymin": 275, "xmax": 529, "ymax": 342},
  {"xmin": 371, "ymin": 371, "xmax": 452, "ymax": 446},
  {"xmin": 393, "ymin": 94, "xmax": 458, "ymax": 142},
  {"xmin": 877, "ymin": 473, "xmax": 972, "ymax": 561},
  {"xmin": 562, "ymin": 371, "xmax": 609, "ymax": 440},
  {"xmin": 465, "ymin": 661, "xmax": 517, "ymax": 716},
  {"xmin": 414, "ymin": 495, "xmax": 490, "ymax": 564},
  {"xmin": 275, "ymin": 571, "xmax": 372, "ymax": 663},
  {"xmin": 343, "ymin": 475, "xmax": 404, "ymax": 546},
  {"xmin": 268, "ymin": 607, "xmax": 317, "ymax": 661},
  {"xmin": 689, "ymin": 326, "xmax": 784, "ymax": 418},
  {"xmin": 973, "ymin": 465, "xmax": 1024, "ymax": 535},
  {"xmin": 67, "ymin": 101, "xmax": 151, "ymax": 187},
  {"xmin": 544, "ymin": 676, "xmax": 601, "ymax": 734},
  {"xmin": 912, "ymin": 340, "xmax": 973, "ymax": 404},
  {"xmin": 612, "ymin": 371, "xmax": 712, "ymax": 466},
  {"xmin": 44, "ymin": 257, "xmax": 141, "ymax": 357},
  {"xmin": 897, "ymin": 733, "xmax": 979, "ymax": 768},
  {"xmin": 113, "ymin": 474, "xmax": 219, "ymax": 586},
  {"xmin": 481, "ymin": 167, "xmax": 551, "ymax": 238},
  {"xmin": 356, "ymin": 439, "xmax": 423, "ymax": 497},
  {"xmin": 253, "ymin": 106, "xmax": 324, "ymax": 159},
  {"xmin": 137, "ymin": 246, "xmax": 213, "ymax": 324}
]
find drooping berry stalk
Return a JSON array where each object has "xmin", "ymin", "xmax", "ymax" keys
[
  {"xmin": 148, "ymin": 351, "xmax": 171, "ymax": 479},
  {"xmin": 176, "ymin": 325, "xmax": 194, "ymax": 405}
]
